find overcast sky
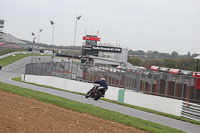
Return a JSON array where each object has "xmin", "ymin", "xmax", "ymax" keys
[{"xmin": 1, "ymin": 0, "xmax": 200, "ymax": 55}]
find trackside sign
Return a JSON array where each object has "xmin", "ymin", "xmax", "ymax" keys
[
  {"xmin": 91, "ymin": 46, "xmax": 122, "ymax": 53},
  {"xmin": 83, "ymin": 36, "xmax": 101, "ymax": 41}
]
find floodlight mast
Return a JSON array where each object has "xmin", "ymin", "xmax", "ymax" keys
[
  {"xmin": 38, "ymin": 29, "xmax": 42, "ymax": 43},
  {"xmin": 50, "ymin": 21, "xmax": 54, "ymax": 45},
  {"xmin": 50, "ymin": 20, "xmax": 55, "ymax": 58},
  {"xmin": 72, "ymin": 15, "xmax": 82, "ymax": 61},
  {"xmin": 31, "ymin": 32, "xmax": 36, "ymax": 63}
]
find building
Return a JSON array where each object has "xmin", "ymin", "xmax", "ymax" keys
[
  {"xmin": 0, "ymin": 19, "xmax": 5, "ymax": 40},
  {"xmin": 81, "ymin": 35, "xmax": 128, "ymax": 67}
]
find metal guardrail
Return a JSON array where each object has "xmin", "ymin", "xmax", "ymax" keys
[
  {"xmin": 25, "ymin": 62, "xmax": 200, "ymax": 103},
  {"xmin": 181, "ymin": 101, "xmax": 200, "ymax": 121}
]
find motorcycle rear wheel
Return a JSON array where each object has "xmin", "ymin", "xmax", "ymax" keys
[{"xmin": 94, "ymin": 91, "xmax": 103, "ymax": 101}]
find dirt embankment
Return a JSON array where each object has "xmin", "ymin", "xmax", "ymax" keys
[{"xmin": 0, "ymin": 91, "xmax": 146, "ymax": 133}]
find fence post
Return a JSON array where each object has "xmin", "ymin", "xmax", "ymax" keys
[
  {"xmin": 181, "ymin": 76, "xmax": 185, "ymax": 99},
  {"xmin": 110, "ymin": 71, "xmax": 113, "ymax": 86},
  {"xmin": 93, "ymin": 66, "xmax": 95, "ymax": 82},
  {"xmin": 130, "ymin": 71, "xmax": 133, "ymax": 89},
  {"xmin": 70, "ymin": 62, "xmax": 72, "ymax": 79},
  {"xmin": 124, "ymin": 69, "xmax": 127, "ymax": 88},
  {"xmin": 127, "ymin": 72, "xmax": 130, "ymax": 89},
  {"xmin": 173, "ymin": 75, "xmax": 176, "ymax": 98},
  {"xmin": 31, "ymin": 63, "xmax": 33, "ymax": 75},
  {"xmin": 75, "ymin": 64, "xmax": 78, "ymax": 80},
  {"xmin": 165, "ymin": 73, "xmax": 169, "ymax": 97},
  {"xmin": 158, "ymin": 73, "xmax": 161, "ymax": 94},
  {"xmin": 150, "ymin": 72, "xmax": 154, "ymax": 93},
  {"xmin": 133, "ymin": 72, "xmax": 136, "ymax": 89},
  {"xmin": 63, "ymin": 62, "xmax": 66, "ymax": 78},
  {"xmin": 119, "ymin": 68, "xmax": 122, "ymax": 87},
  {"xmin": 137, "ymin": 72, "xmax": 141, "ymax": 92},
  {"xmin": 41, "ymin": 62, "xmax": 43, "ymax": 75}
]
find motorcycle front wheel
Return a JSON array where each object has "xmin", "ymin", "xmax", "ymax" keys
[{"xmin": 85, "ymin": 90, "xmax": 92, "ymax": 98}]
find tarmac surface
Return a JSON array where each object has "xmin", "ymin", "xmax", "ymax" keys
[{"xmin": 0, "ymin": 54, "xmax": 200, "ymax": 133}]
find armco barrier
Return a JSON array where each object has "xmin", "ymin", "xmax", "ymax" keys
[
  {"xmin": 22, "ymin": 74, "xmax": 183, "ymax": 116},
  {"xmin": 181, "ymin": 101, "xmax": 200, "ymax": 121}
]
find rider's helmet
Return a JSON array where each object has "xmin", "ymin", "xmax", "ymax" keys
[{"xmin": 101, "ymin": 78, "xmax": 105, "ymax": 81}]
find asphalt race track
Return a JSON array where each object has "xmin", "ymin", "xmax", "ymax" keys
[{"xmin": 0, "ymin": 55, "xmax": 200, "ymax": 133}]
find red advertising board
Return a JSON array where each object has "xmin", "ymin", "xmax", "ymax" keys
[
  {"xmin": 83, "ymin": 36, "xmax": 101, "ymax": 41},
  {"xmin": 192, "ymin": 72, "xmax": 200, "ymax": 90},
  {"xmin": 150, "ymin": 66, "xmax": 160, "ymax": 71},
  {"xmin": 168, "ymin": 68, "xmax": 181, "ymax": 75}
]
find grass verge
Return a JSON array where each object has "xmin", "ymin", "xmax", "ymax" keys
[
  {"xmin": 0, "ymin": 53, "xmax": 46, "ymax": 67},
  {"xmin": 12, "ymin": 77, "xmax": 200, "ymax": 125},
  {"xmin": 0, "ymin": 49, "xmax": 25, "ymax": 56},
  {"xmin": 0, "ymin": 81, "xmax": 185, "ymax": 133}
]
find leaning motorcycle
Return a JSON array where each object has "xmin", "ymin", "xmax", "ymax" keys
[{"xmin": 85, "ymin": 84, "xmax": 105, "ymax": 101}]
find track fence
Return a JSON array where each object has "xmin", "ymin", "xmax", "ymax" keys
[{"xmin": 25, "ymin": 61, "xmax": 200, "ymax": 103}]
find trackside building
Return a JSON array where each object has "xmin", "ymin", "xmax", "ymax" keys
[{"xmin": 81, "ymin": 35, "xmax": 128, "ymax": 67}]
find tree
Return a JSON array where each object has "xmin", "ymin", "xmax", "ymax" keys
[
  {"xmin": 187, "ymin": 52, "xmax": 191, "ymax": 57},
  {"xmin": 171, "ymin": 51, "xmax": 179, "ymax": 58},
  {"xmin": 128, "ymin": 56, "xmax": 142, "ymax": 66},
  {"xmin": 163, "ymin": 59, "xmax": 178, "ymax": 68},
  {"xmin": 142, "ymin": 59, "xmax": 162, "ymax": 70},
  {"xmin": 192, "ymin": 53, "xmax": 199, "ymax": 58}
]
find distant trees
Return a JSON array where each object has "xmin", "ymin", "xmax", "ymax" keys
[
  {"xmin": 128, "ymin": 56, "xmax": 197, "ymax": 71},
  {"xmin": 142, "ymin": 59, "xmax": 162, "ymax": 70},
  {"xmin": 128, "ymin": 56, "xmax": 142, "ymax": 66},
  {"xmin": 163, "ymin": 59, "xmax": 178, "ymax": 68},
  {"xmin": 128, "ymin": 50, "xmax": 196, "ymax": 59},
  {"xmin": 146, "ymin": 51, "xmax": 156, "ymax": 58},
  {"xmin": 192, "ymin": 53, "xmax": 199, "ymax": 57}
]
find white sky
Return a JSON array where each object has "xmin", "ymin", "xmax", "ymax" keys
[{"xmin": 1, "ymin": 0, "xmax": 200, "ymax": 55}]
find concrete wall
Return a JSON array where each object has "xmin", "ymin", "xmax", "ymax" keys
[
  {"xmin": 22, "ymin": 74, "xmax": 182, "ymax": 116},
  {"xmin": 22, "ymin": 74, "xmax": 120, "ymax": 101},
  {"xmin": 124, "ymin": 89, "xmax": 183, "ymax": 116}
]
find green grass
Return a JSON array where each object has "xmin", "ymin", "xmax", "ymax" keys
[
  {"xmin": 0, "ymin": 53, "xmax": 46, "ymax": 67},
  {"xmin": 73, "ymin": 61, "xmax": 81, "ymax": 64},
  {"xmin": 0, "ymin": 49, "xmax": 25, "ymax": 56},
  {"xmin": 0, "ymin": 81, "xmax": 185, "ymax": 133},
  {"xmin": 103, "ymin": 99, "xmax": 200, "ymax": 125},
  {"xmin": 12, "ymin": 77, "xmax": 200, "ymax": 126}
]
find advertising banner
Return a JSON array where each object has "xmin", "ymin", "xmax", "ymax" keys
[{"xmin": 91, "ymin": 45, "xmax": 122, "ymax": 53}]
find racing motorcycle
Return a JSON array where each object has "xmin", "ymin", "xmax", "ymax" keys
[{"xmin": 85, "ymin": 84, "xmax": 106, "ymax": 101}]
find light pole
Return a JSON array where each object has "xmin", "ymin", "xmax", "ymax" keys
[
  {"xmin": 50, "ymin": 20, "xmax": 54, "ymax": 45},
  {"xmin": 72, "ymin": 15, "xmax": 81, "ymax": 61},
  {"xmin": 50, "ymin": 20, "xmax": 55, "ymax": 58},
  {"xmin": 38, "ymin": 29, "xmax": 42, "ymax": 43},
  {"xmin": 31, "ymin": 32, "xmax": 36, "ymax": 63}
]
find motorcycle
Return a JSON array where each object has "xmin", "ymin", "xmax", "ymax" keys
[{"xmin": 85, "ymin": 84, "xmax": 106, "ymax": 101}]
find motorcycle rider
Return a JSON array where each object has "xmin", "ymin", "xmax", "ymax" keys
[{"xmin": 93, "ymin": 78, "xmax": 108, "ymax": 97}]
